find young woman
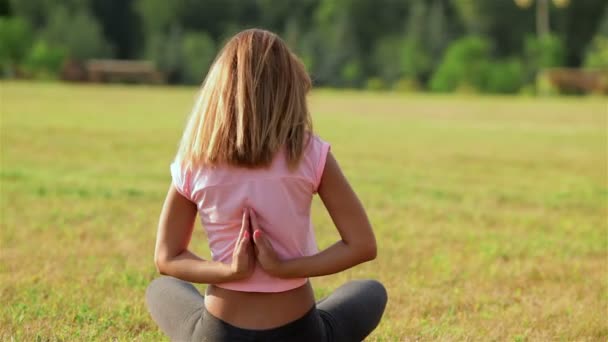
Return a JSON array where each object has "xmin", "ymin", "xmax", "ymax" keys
[{"xmin": 146, "ymin": 29, "xmax": 387, "ymax": 341}]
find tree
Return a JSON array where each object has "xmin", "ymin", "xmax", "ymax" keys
[
  {"xmin": 584, "ymin": 7, "xmax": 608, "ymax": 69},
  {"xmin": 181, "ymin": 31, "xmax": 216, "ymax": 84},
  {"xmin": 564, "ymin": 0, "xmax": 608, "ymax": 66},
  {"xmin": 523, "ymin": 34, "xmax": 564, "ymax": 82},
  {"xmin": 0, "ymin": 16, "xmax": 33, "ymax": 76},
  {"xmin": 9, "ymin": 0, "xmax": 91, "ymax": 29},
  {"xmin": 400, "ymin": 0, "xmax": 432, "ymax": 83},
  {"xmin": 42, "ymin": 6, "xmax": 112, "ymax": 61},
  {"xmin": 145, "ymin": 25, "xmax": 183, "ymax": 83},
  {"xmin": 310, "ymin": 0, "xmax": 362, "ymax": 86},
  {"xmin": 372, "ymin": 36, "xmax": 402, "ymax": 85},
  {"xmin": 90, "ymin": 0, "xmax": 143, "ymax": 59}
]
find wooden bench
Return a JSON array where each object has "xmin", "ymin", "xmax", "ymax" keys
[
  {"xmin": 540, "ymin": 68, "xmax": 607, "ymax": 95},
  {"xmin": 85, "ymin": 59, "xmax": 164, "ymax": 84}
]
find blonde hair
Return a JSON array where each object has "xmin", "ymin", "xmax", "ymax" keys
[{"xmin": 176, "ymin": 29, "xmax": 313, "ymax": 170}]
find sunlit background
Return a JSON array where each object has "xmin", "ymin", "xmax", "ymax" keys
[
  {"xmin": 1, "ymin": 0, "xmax": 607, "ymax": 94},
  {"xmin": 1, "ymin": 0, "xmax": 607, "ymax": 341}
]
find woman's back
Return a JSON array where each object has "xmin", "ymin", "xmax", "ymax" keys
[
  {"xmin": 171, "ymin": 135, "xmax": 330, "ymax": 293},
  {"xmin": 147, "ymin": 29, "xmax": 386, "ymax": 340}
]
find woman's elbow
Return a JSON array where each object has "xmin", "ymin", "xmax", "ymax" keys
[
  {"xmin": 362, "ymin": 241, "xmax": 377, "ymax": 261},
  {"xmin": 154, "ymin": 255, "xmax": 169, "ymax": 275},
  {"xmin": 354, "ymin": 239, "xmax": 377, "ymax": 263}
]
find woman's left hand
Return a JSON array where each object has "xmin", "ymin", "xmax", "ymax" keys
[{"xmin": 249, "ymin": 209, "xmax": 284, "ymax": 277}]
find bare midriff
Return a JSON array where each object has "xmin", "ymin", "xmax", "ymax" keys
[{"xmin": 204, "ymin": 281, "xmax": 316, "ymax": 330}]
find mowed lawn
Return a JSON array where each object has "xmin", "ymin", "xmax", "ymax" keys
[{"xmin": 1, "ymin": 81, "xmax": 606, "ymax": 341}]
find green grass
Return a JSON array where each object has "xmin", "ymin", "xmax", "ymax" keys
[{"xmin": 1, "ymin": 81, "xmax": 607, "ymax": 341}]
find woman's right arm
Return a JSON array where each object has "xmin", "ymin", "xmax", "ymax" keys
[
  {"xmin": 252, "ymin": 152, "xmax": 377, "ymax": 278},
  {"xmin": 154, "ymin": 185, "xmax": 254, "ymax": 283}
]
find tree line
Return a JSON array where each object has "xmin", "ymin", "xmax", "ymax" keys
[{"xmin": 1, "ymin": 0, "xmax": 607, "ymax": 93}]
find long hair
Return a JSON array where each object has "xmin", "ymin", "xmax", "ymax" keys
[{"xmin": 176, "ymin": 29, "xmax": 313, "ymax": 170}]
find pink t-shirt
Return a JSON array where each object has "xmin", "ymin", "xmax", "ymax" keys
[{"xmin": 170, "ymin": 135, "xmax": 330, "ymax": 292}]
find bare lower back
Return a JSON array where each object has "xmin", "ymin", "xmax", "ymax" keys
[{"xmin": 204, "ymin": 281, "xmax": 316, "ymax": 330}]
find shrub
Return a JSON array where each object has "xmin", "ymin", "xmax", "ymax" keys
[
  {"xmin": 536, "ymin": 70, "xmax": 559, "ymax": 96},
  {"xmin": 340, "ymin": 60, "xmax": 363, "ymax": 87},
  {"xmin": 366, "ymin": 77, "xmax": 386, "ymax": 91},
  {"xmin": 145, "ymin": 27, "xmax": 183, "ymax": 82},
  {"xmin": 524, "ymin": 34, "xmax": 564, "ymax": 80},
  {"xmin": 0, "ymin": 17, "xmax": 34, "ymax": 77},
  {"xmin": 484, "ymin": 58, "xmax": 525, "ymax": 94},
  {"xmin": 400, "ymin": 38, "xmax": 431, "ymax": 82},
  {"xmin": 180, "ymin": 31, "xmax": 215, "ymax": 84},
  {"xmin": 393, "ymin": 77, "xmax": 420, "ymax": 92},
  {"xmin": 429, "ymin": 36, "xmax": 491, "ymax": 92},
  {"xmin": 584, "ymin": 36, "xmax": 608, "ymax": 69},
  {"xmin": 372, "ymin": 36, "xmax": 402, "ymax": 85},
  {"xmin": 23, "ymin": 39, "xmax": 66, "ymax": 79}
]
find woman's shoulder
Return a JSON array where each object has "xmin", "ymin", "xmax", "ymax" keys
[
  {"xmin": 304, "ymin": 134, "xmax": 330, "ymax": 158},
  {"xmin": 300, "ymin": 133, "xmax": 331, "ymax": 193}
]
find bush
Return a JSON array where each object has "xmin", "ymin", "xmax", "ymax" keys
[
  {"xmin": 340, "ymin": 60, "xmax": 363, "ymax": 87},
  {"xmin": 372, "ymin": 36, "xmax": 402, "ymax": 85},
  {"xmin": 23, "ymin": 39, "xmax": 66, "ymax": 79},
  {"xmin": 484, "ymin": 59, "xmax": 525, "ymax": 94},
  {"xmin": 145, "ymin": 26, "xmax": 183, "ymax": 82},
  {"xmin": 181, "ymin": 31, "xmax": 216, "ymax": 84},
  {"xmin": 393, "ymin": 77, "xmax": 420, "ymax": 92},
  {"xmin": 524, "ymin": 34, "xmax": 564, "ymax": 80},
  {"xmin": 584, "ymin": 36, "xmax": 608, "ymax": 69},
  {"xmin": 536, "ymin": 70, "xmax": 559, "ymax": 96},
  {"xmin": 429, "ymin": 36, "xmax": 491, "ymax": 92},
  {"xmin": 0, "ymin": 17, "xmax": 34, "ymax": 76},
  {"xmin": 366, "ymin": 77, "xmax": 386, "ymax": 91},
  {"xmin": 400, "ymin": 38, "xmax": 431, "ymax": 82}
]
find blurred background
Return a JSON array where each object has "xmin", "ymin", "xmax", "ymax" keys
[
  {"xmin": 1, "ymin": 1, "xmax": 607, "ymax": 340},
  {"xmin": 1, "ymin": 0, "xmax": 607, "ymax": 95}
]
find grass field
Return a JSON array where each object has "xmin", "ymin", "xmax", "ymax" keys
[{"xmin": 1, "ymin": 81, "xmax": 607, "ymax": 341}]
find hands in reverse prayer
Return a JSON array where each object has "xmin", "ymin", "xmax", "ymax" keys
[{"xmin": 231, "ymin": 208, "xmax": 283, "ymax": 280}]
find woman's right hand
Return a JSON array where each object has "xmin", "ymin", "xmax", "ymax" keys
[
  {"xmin": 250, "ymin": 209, "xmax": 285, "ymax": 277},
  {"xmin": 230, "ymin": 209, "xmax": 255, "ymax": 280}
]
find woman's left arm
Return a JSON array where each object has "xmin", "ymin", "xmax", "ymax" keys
[{"xmin": 154, "ymin": 184, "xmax": 254, "ymax": 284}]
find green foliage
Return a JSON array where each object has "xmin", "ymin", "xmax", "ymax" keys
[
  {"xmin": 430, "ymin": 36, "xmax": 491, "ymax": 92},
  {"xmin": 180, "ymin": 31, "xmax": 216, "ymax": 84},
  {"xmin": 144, "ymin": 26, "xmax": 182, "ymax": 80},
  {"xmin": 23, "ymin": 39, "xmax": 66, "ymax": 79},
  {"xmin": 392, "ymin": 77, "xmax": 420, "ymax": 92},
  {"xmin": 312, "ymin": 4, "xmax": 360, "ymax": 86},
  {"xmin": 135, "ymin": 0, "xmax": 178, "ymax": 34},
  {"xmin": 2, "ymin": 0, "xmax": 607, "ymax": 89},
  {"xmin": 452, "ymin": 0, "xmax": 483, "ymax": 34},
  {"xmin": 340, "ymin": 59, "xmax": 363, "ymax": 87},
  {"xmin": 430, "ymin": 37, "xmax": 524, "ymax": 93},
  {"xmin": 42, "ymin": 6, "xmax": 112, "ymax": 61},
  {"xmin": 0, "ymin": 17, "xmax": 33, "ymax": 74},
  {"xmin": 523, "ymin": 34, "xmax": 565, "ymax": 80},
  {"xmin": 399, "ymin": 0, "xmax": 431, "ymax": 82},
  {"xmin": 535, "ymin": 70, "xmax": 559, "ymax": 96},
  {"xmin": 400, "ymin": 38, "xmax": 431, "ymax": 81},
  {"xmin": 484, "ymin": 58, "xmax": 525, "ymax": 94},
  {"xmin": 584, "ymin": 36, "xmax": 608, "ymax": 69},
  {"xmin": 372, "ymin": 36, "xmax": 402, "ymax": 84},
  {"xmin": 365, "ymin": 77, "xmax": 386, "ymax": 91}
]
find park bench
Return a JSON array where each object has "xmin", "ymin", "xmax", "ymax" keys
[
  {"xmin": 540, "ymin": 68, "xmax": 607, "ymax": 95},
  {"xmin": 84, "ymin": 59, "xmax": 164, "ymax": 84}
]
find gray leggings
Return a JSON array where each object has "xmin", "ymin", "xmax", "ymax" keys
[{"xmin": 145, "ymin": 276, "xmax": 387, "ymax": 342}]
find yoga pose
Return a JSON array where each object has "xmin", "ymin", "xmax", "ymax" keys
[{"xmin": 146, "ymin": 29, "xmax": 387, "ymax": 341}]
